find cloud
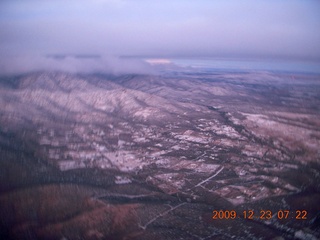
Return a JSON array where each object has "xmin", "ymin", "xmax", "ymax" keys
[{"xmin": 0, "ymin": 55, "xmax": 155, "ymax": 75}]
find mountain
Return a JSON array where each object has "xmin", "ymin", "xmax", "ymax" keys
[{"xmin": 0, "ymin": 70, "xmax": 320, "ymax": 239}]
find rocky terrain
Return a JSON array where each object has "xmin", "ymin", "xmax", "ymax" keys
[{"xmin": 0, "ymin": 69, "xmax": 319, "ymax": 239}]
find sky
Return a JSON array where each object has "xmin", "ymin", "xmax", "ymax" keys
[{"xmin": 0, "ymin": 0, "xmax": 320, "ymax": 74}]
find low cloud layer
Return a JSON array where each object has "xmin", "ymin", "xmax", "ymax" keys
[
  {"xmin": 0, "ymin": 0, "xmax": 320, "ymax": 74},
  {"xmin": 0, "ymin": 55, "xmax": 155, "ymax": 75}
]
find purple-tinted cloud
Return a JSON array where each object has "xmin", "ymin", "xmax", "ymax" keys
[{"xmin": 0, "ymin": 55, "xmax": 154, "ymax": 75}]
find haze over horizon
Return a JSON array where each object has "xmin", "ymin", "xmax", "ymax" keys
[{"xmin": 0, "ymin": 0, "xmax": 320, "ymax": 74}]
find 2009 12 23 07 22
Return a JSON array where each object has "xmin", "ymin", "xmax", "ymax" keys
[{"xmin": 212, "ymin": 210, "xmax": 307, "ymax": 220}]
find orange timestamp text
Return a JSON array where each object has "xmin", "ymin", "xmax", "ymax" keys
[{"xmin": 212, "ymin": 210, "xmax": 307, "ymax": 220}]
